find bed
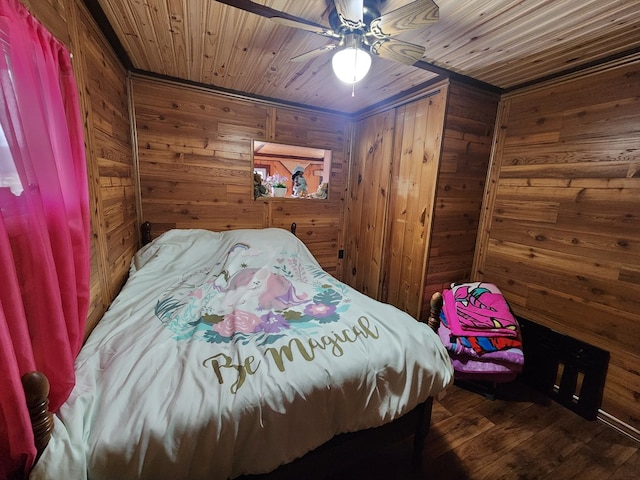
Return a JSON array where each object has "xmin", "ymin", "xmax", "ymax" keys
[{"xmin": 26, "ymin": 226, "xmax": 453, "ymax": 479}]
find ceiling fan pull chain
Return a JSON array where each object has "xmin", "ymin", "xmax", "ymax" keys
[
  {"xmin": 353, "ymin": 49, "xmax": 358, "ymax": 85},
  {"xmin": 351, "ymin": 49, "xmax": 358, "ymax": 96}
]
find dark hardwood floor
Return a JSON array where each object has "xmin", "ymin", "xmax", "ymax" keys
[{"xmin": 332, "ymin": 380, "xmax": 639, "ymax": 479}]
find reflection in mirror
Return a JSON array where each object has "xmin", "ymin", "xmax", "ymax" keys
[{"xmin": 252, "ymin": 140, "xmax": 331, "ymax": 200}]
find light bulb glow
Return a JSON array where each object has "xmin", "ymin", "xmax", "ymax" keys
[{"xmin": 331, "ymin": 46, "xmax": 371, "ymax": 84}]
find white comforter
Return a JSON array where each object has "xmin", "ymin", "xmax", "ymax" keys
[{"xmin": 31, "ymin": 228, "xmax": 453, "ymax": 480}]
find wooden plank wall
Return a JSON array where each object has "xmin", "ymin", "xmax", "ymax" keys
[
  {"xmin": 421, "ymin": 83, "xmax": 499, "ymax": 319},
  {"xmin": 346, "ymin": 80, "xmax": 498, "ymax": 322},
  {"xmin": 344, "ymin": 109, "xmax": 396, "ymax": 298},
  {"xmin": 474, "ymin": 57, "xmax": 640, "ymax": 431},
  {"xmin": 384, "ymin": 89, "xmax": 448, "ymax": 318},
  {"xmin": 131, "ymin": 76, "xmax": 351, "ymax": 277},
  {"xmin": 20, "ymin": 0, "xmax": 136, "ymax": 337}
]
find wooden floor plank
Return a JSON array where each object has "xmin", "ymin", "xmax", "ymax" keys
[
  {"xmin": 545, "ymin": 423, "xmax": 639, "ymax": 480},
  {"xmin": 329, "ymin": 380, "xmax": 639, "ymax": 480},
  {"xmin": 427, "ymin": 401, "xmax": 560, "ymax": 478},
  {"xmin": 477, "ymin": 412, "xmax": 606, "ymax": 479},
  {"xmin": 608, "ymin": 449, "xmax": 640, "ymax": 480},
  {"xmin": 426, "ymin": 410, "xmax": 495, "ymax": 460}
]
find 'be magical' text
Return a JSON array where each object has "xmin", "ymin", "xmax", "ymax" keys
[{"xmin": 202, "ymin": 316, "xmax": 380, "ymax": 393}]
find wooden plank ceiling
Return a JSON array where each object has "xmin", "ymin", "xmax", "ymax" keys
[{"xmin": 94, "ymin": 0, "xmax": 640, "ymax": 115}]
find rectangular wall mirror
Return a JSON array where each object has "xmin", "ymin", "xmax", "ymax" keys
[{"xmin": 252, "ymin": 140, "xmax": 331, "ymax": 200}]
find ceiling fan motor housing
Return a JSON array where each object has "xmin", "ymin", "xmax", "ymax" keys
[{"xmin": 328, "ymin": 2, "xmax": 382, "ymax": 40}]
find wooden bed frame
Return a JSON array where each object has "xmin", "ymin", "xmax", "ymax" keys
[{"xmin": 23, "ymin": 222, "xmax": 445, "ymax": 478}]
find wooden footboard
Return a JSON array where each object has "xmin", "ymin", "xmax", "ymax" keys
[{"xmin": 21, "ymin": 371, "xmax": 54, "ymax": 459}]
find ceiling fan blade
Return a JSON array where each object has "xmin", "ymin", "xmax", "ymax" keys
[
  {"xmin": 370, "ymin": 38, "xmax": 425, "ymax": 66},
  {"xmin": 290, "ymin": 44, "xmax": 337, "ymax": 62},
  {"xmin": 370, "ymin": 0, "xmax": 439, "ymax": 37},
  {"xmin": 214, "ymin": 0, "xmax": 338, "ymax": 38},
  {"xmin": 334, "ymin": 0, "xmax": 364, "ymax": 27},
  {"xmin": 270, "ymin": 17, "xmax": 338, "ymax": 37}
]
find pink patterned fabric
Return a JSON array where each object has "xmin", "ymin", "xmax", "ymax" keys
[
  {"xmin": 437, "ymin": 310, "xmax": 523, "ymax": 381},
  {"xmin": 443, "ymin": 282, "xmax": 519, "ymax": 337},
  {"xmin": 0, "ymin": 1, "xmax": 89, "ymax": 478},
  {"xmin": 439, "ymin": 282, "xmax": 523, "ymax": 384}
]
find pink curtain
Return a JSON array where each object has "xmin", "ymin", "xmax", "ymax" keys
[{"xmin": 0, "ymin": 0, "xmax": 90, "ymax": 478}]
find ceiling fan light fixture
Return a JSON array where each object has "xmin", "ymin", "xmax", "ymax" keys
[{"xmin": 331, "ymin": 45, "xmax": 371, "ymax": 84}]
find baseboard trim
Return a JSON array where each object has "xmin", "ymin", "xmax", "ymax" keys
[{"xmin": 598, "ymin": 410, "xmax": 640, "ymax": 444}]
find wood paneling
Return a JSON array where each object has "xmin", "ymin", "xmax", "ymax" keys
[
  {"xmin": 421, "ymin": 83, "xmax": 499, "ymax": 318},
  {"xmin": 20, "ymin": 0, "xmax": 70, "ymax": 46},
  {"xmin": 344, "ymin": 110, "xmax": 396, "ymax": 298},
  {"xmin": 131, "ymin": 75, "xmax": 351, "ymax": 277},
  {"xmin": 269, "ymin": 200, "xmax": 342, "ymax": 276},
  {"xmin": 474, "ymin": 58, "xmax": 640, "ymax": 430},
  {"xmin": 79, "ymin": 5, "xmax": 136, "ymax": 314},
  {"xmin": 21, "ymin": 0, "xmax": 136, "ymax": 338},
  {"xmin": 383, "ymin": 89, "xmax": 448, "ymax": 318},
  {"xmin": 96, "ymin": 0, "xmax": 640, "ymax": 113},
  {"xmin": 97, "ymin": 0, "xmax": 441, "ymax": 114},
  {"xmin": 346, "ymin": 80, "xmax": 498, "ymax": 322}
]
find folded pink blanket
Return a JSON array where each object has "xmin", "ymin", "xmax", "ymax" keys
[
  {"xmin": 438, "ymin": 311, "xmax": 523, "ymax": 360},
  {"xmin": 443, "ymin": 282, "xmax": 518, "ymax": 338}
]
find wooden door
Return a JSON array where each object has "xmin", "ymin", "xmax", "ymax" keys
[
  {"xmin": 344, "ymin": 110, "xmax": 396, "ymax": 298},
  {"xmin": 382, "ymin": 87, "xmax": 448, "ymax": 317}
]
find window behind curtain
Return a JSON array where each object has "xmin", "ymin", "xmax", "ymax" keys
[{"xmin": 0, "ymin": 0, "xmax": 90, "ymax": 477}]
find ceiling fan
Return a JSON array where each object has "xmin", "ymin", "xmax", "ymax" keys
[{"xmin": 213, "ymin": 0, "xmax": 439, "ymax": 84}]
